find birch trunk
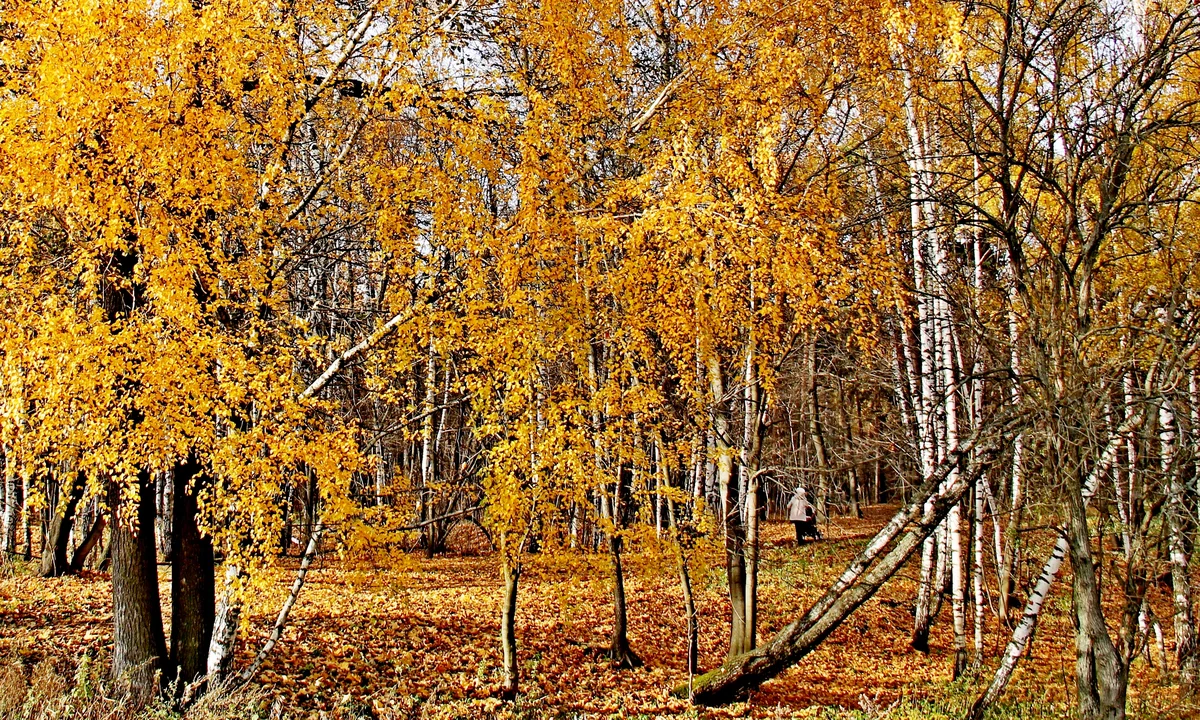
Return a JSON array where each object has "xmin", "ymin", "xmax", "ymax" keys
[
  {"xmin": 1161, "ymin": 398, "xmax": 1196, "ymax": 687},
  {"xmin": 709, "ymin": 352, "xmax": 749, "ymax": 657},
  {"xmin": 0, "ymin": 450, "xmax": 11, "ymax": 555},
  {"xmin": 681, "ymin": 429, "xmax": 1006, "ymax": 704},
  {"xmin": 206, "ymin": 564, "xmax": 243, "ymax": 683},
  {"xmin": 240, "ymin": 521, "xmax": 324, "ymax": 683}
]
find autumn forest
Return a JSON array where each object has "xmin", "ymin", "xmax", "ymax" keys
[{"xmin": 0, "ymin": 0, "xmax": 1198, "ymax": 718}]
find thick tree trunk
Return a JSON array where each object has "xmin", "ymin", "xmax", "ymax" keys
[
  {"xmin": 911, "ymin": 528, "xmax": 936, "ymax": 652},
  {"xmin": 40, "ymin": 472, "xmax": 85, "ymax": 578},
  {"xmin": 1066, "ymin": 481, "xmax": 1127, "ymax": 720},
  {"xmin": 500, "ymin": 563, "xmax": 520, "ymax": 699},
  {"xmin": 110, "ymin": 473, "xmax": 167, "ymax": 706},
  {"xmin": 170, "ymin": 460, "xmax": 215, "ymax": 688},
  {"xmin": 680, "ymin": 429, "xmax": 1005, "ymax": 704}
]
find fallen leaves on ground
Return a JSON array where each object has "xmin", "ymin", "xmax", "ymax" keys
[{"xmin": 0, "ymin": 507, "xmax": 1191, "ymax": 718}]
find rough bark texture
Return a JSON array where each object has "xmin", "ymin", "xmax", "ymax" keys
[
  {"xmin": 911, "ymin": 532, "xmax": 936, "ymax": 653},
  {"xmin": 40, "ymin": 472, "xmax": 85, "ymax": 578},
  {"xmin": 170, "ymin": 460, "xmax": 215, "ymax": 688},
  {"xmin": 1066, "ymin": 481, "xmax": 1127, "ymax": 720},
  {"xmin": 110, "ymin": 473, "xmax": 167, "ymax": 706}
]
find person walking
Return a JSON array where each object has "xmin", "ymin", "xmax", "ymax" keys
[{"xmin": 787, "ymin": 486, "xmax": 819, "ymax": 544}]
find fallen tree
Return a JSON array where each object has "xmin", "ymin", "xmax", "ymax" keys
[{"xmin": 676, "ymin": 418, "xmax": 1015, "ymax": 704}]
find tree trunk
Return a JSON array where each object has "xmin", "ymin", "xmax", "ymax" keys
[
  {"xmin": 709, "ymin": 352, "xmax": 750, "ymax": 657},
  {"xmin": 110, "ymin": 472, "xmax": 167, "ymax": 706},
  {"xmin": 170, "ymin": 459, "xmax": 215, "ymax": 688},
  {"xmin": 1161, "ymin": 398, "xmax": 1196, "ymax": 689},
  {"xmin": 500, "ymin": 562, "xmax": 520, "ymax": 699},
  {"xmin": 968, "ymin": 413, "xmax": 1137, "ymax": 720},
  {"xmin": 20, "ymin": 471, "xmax": 31, "ymax": 560},
  {"xmin": 680, "ymin": 435, "xmax": 1002, "ymax": 704},
  {"xmin": 950, "ymin": 501, "xmax": 968, "ymax": 679},
  {"xmin": 40, "ymin": 472, "xmax": 85, "ymax": 578},
  {"xmin": 2, "ymin": 449, "xmax": 16, "ymax": 555},
  {"xmin": 608, "ymin": 530, "xmax": 642, "ymax": 668},
  {"xmin": 911, "ymin": 531, "xmax": 937, "ymax": 652},
  {"xmin": 71, "ymin": 513, "xmax": 107, "ymax": 572},
  {"xmin": 158, "ymin": 470, "xmax": 174, "ymax": 562},
  {"xmin": 241, "ymin": 520, "xmax": 324, "ymax": 684},
  {"xmin": 206, "ymin": 564, "xmax": 243, "ymax": 683},
  {"xmin": 607, "ymin": 462, "xmax": 641, "ymax": 667},
  {"xmin": 1065, "ymin": 479, "xmax": 1127, "ymax": 720},
  {"xmin": 972, "ymin": 478, "xmax": 985, "ymax": 667}
]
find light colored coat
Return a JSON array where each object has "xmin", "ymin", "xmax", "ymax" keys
[{"xmin": 787, "ymin": 490, "xmax": 811, "ymax": 522}]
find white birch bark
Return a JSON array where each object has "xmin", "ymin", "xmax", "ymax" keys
[
  {"xmin": 240, "ymin": 521, "xmax": 325, "ymax": 683},
  {"xmin": 207, "ymin": 564, "xmax": 244, "ymax": 682},
  {"xmin": 2, "ymin": 448, "xmax": 16, "ymax": 555},
  {"xmin": 1162, "ymin": 398, "xmax": 1196, "ymax": 683}
]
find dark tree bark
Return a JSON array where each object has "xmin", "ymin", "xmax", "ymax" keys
[
  {"xmin": 1064, "ymin": 469, "xmax": 1127, "ymax": 720},
  {"xmin": 608, "ymin": 465, "xmax": 642, "ymax": 669},
  {"xmin": 170, "ymin": 458, "xmax": 215, "ymax": 688},
  {"xmin": 110, "ymin": 472, "xmax": 167, "ymax": 705},
  {"xmin": 71, "ymin": 513, "xmax": 107, "ymax": 572},
  {"xmin": 40, "ymin": 472, "xmax": 86, "ymax": 578}
]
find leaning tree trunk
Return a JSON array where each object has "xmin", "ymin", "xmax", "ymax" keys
[
  {"xmin": 40, "ymin": 472, "xmax": 85, "ymax": 578},
  {"xmin": 240, "ymin": 520, "xmax": 325, "ymax": 684},
  {"xmin": 170, "ymin": 459, "xmax": 215, "ymax": 688},
  {"xmin": 679, "ymin": 426, "xmax": 1007, "ymax": 704},
  {"xmin": 71, "ymin": 513, "xmax": 107, "ymax": 572},
  {"xmin": 111, "ymin": 472, "xmax": 167, "ymax": 706}
]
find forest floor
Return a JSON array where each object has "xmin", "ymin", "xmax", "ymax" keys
[{"xmin": 0, "ymin": 505, "xmax": 1195, "ymax": 718}]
